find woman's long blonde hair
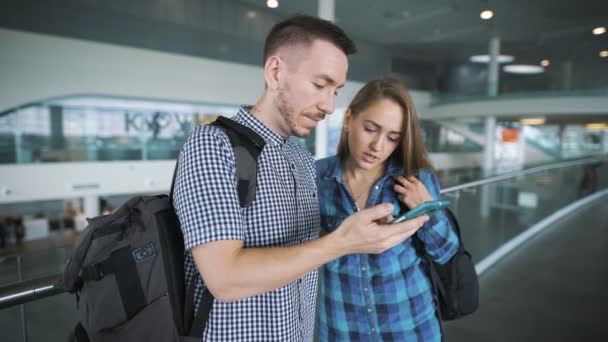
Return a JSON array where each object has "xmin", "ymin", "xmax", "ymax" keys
[{"xmin": 336, "ymin": 78, "xmax": 433, "ymax": 176}]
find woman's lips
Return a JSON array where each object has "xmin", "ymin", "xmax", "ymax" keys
[{"xmin": 362, "ymin": 152, "xmax": 378, "ymax": 163}]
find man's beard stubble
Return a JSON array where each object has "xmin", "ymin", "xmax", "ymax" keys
[
  {"xmin": 276, "ymin": 88, "xmax": 300, "ymax": 137},
  {"xmin": 276, "ymin": 84, "xmax": 326, "ymax": 138}
]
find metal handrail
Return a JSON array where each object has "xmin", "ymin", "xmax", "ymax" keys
[
  {"xmin": 0, "ymin": 273, "xmax": 65, "ymax": 310},
  {"xmin": 441, "ymin": 155, "xmax": 606, "ymax": 194},
  {"xmin": 0, "ymin": 155, "xmax": 606, "ymax": 310}
]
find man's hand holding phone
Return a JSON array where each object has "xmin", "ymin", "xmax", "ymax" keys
[
  {"xmin": 331, "ymin": 203, "xmax": 428, "ymax": 255},
  {"xmin": 390, "ymin": 200, "xmax": 450, "ymax": 224}
]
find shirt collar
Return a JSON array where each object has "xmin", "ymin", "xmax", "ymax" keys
[
  {"xmin": 233, "ymin": 105, "xmax": 288, "ymax": 147},
  {"xmin": 322, "ymin": 155, "xmax": 404, "ymax": 182}
]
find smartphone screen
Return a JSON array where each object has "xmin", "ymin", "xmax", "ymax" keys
[{"xmin": 390, "ymin": 200, "xmax": 450, "ymax": 224}]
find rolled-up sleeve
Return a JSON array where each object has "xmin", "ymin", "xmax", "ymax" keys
[{"xmin": 415, "ymin": 169, "xmax": 459, "ymax": 264}]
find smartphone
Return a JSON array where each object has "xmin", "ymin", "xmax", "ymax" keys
[{"xmin": 390, "ymin": 200, "xmax": 450, "ymax": 224}]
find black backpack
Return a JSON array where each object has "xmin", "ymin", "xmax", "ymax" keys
[
  {"xmin": 61, "ymin": 116, "xmax": 265, "ymax": 342},
  {"xmin": 413, "ymin": 207, "xmax": 479, "ymax": 321}
]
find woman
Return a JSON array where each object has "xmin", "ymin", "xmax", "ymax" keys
[{"xmin": 316, "ymin": 78, "xmax": 459, "ymax": 341}]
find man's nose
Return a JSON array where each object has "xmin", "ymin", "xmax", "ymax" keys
[{"xmin": 318, "ymin": 92, "xmax": 335, "ymax": 116}]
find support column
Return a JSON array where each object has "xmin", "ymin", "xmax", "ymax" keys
[
  {"xmin": 487, "ymin": 37, "xmax": 500, "ymax": 97},
  {"xmin": 480, "ymin": 116, "xmax": 496, "ymax": 218},
  {"xmin": 15, "ymin": 110, "xmax": 23, "ymax": 164},
  {"xmin": 484, "ymin": 37, "xmax": 500, "ymax": 174},
  {"xmin": 561, "ymin": 60, "xmax": 573, "ymax": 91},
  {"xmin": 558, "ymin": 124, "xmax": 566, "ymax": 158},
  {"xmin": 483, "ymin": 117, "xmax": 497, "ymax": 174},
  {"xmin": 49, "ymin": 105, "xmax": 65, "ymax": 150},
  {"xmin": 481, "ymin": 37, "xmax": 500, "ymax": 218},
  {"xmin": 83, "ymin": 195, "xmax": 100, "ymax": 219},
  {"xmin": 318, "ymin": 0, "xmax": 334, "ymax": 20}
]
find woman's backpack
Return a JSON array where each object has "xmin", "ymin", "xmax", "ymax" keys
[{"xmin": 413, "ymin": 208, "xmax": 480, "ymax": 321}]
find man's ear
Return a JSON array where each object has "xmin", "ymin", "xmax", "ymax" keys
[{"xmin": 264, "ymin": 56, "xmax": 282, "ymax": 90}]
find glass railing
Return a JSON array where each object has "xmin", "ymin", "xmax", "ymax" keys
[
  {"xmin": 442, "ymin": 157, "xmax": 607, "ymax": 264},
  {"xmin": 0, "ymin": 156, "xmax": 606, "ymax": 341},
  {"xmin": 436, "ymin": 154, "xmax": 607, "ymax": 188}
]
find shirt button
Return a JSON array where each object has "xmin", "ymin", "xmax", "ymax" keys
[
  {"xmin": 371, "ymin": 328, "xmax": 376, "ymax": 332},
  {"xmin": 290, "ymin": 163, "xmax": 295, "ymax": 169},
  {"xmin": 364, "ymin": 287, "xmax": 368, "ymax": 292},
  {"xmin": 367, "ymin": 308, "xmax": 372, "ymax": 313},
  {"xmin": 375, "ymin": 185, "xmax": 379, "ymax": 189},
  {"xmin": 361, "ymin": 267, "xmax": 366, "ymax": 272}
]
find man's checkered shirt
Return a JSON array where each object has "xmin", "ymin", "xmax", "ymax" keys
[{"xmin": 173, "ymin": 107, "xmax": 320, "ymax": 341}]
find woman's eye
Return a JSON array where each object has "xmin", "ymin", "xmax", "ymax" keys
[{"xmin": 364, "ymin": 127, "xmax": 375, "ymax": 132}]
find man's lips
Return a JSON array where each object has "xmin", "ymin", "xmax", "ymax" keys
[
  {"xmin": 303, "ymin": 113, "xmax": 324, "ymax": 127},
  {"xmin": 308, "ymin": 113, "xmax": 325, "ymax": 122}
]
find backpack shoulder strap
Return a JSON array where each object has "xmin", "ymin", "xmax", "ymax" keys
[
  {"xmin": 444, "ymin": 208, "xmax": 465, "ymax": 251},
  {"xmin": 211, "ymin": 116, "xmax": 266, "ymax": 207},
  {"xmin": 169, "ymin": 116, "xmax": 266, "ymax": 209}
]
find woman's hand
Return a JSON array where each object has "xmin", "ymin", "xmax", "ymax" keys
[{"xmin": 393, "ymin": 175, "xmax": 433, "ymax": 209}]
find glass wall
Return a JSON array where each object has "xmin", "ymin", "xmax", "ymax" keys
[{"xmin": 0, "ymin": 97, "xmax": 243, "ymax": 164}]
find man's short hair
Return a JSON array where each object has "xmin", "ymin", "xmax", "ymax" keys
[{"xmin": 263, "ymin": 14, "xmax": 357, "ymax": 63}]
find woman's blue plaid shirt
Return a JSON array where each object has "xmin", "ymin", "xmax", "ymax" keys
[{"xmin": 315, "ymin": 156, "xmax": 459, "ymax": 341}]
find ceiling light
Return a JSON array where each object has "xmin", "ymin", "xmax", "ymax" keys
[
  {"xmin": 592, "ymin": 26, "xmax": 606, "ymax": 35},
  {"xmin": 540, "ymin": 59, "xmax": 550, "ymax": 67},
  {"xmin": 469, "ymin": 54, "xmax": 514, "ymax": 63},
  {"xmin": 246, "ymin": 10, "xmax": 257, "ymax": 19},
  {"xmin": 266, "ymin": 0, "xmax": 278, "ymax": 9},
  {"xmin": 520, "ymin": 118, "xmax": 546, "ymax": 125},
  {"xmin": 503, "ymin": 64, "xmax": 545, "ymax": 74},
  {"xmin": 480, "ymin": 10, "xmax": 494, "ymax": 20},
  {"xmin": 600, "ymin": 50, "xmax": 608, "ymax": 58},
  {"xmin": 585, "ymin": 123, "xmax": 607, "ymax": 130}
]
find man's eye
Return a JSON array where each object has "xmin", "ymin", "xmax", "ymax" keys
[{"xmin": 313, "ymin": 83, "xmax": 324, "ymax": 89}]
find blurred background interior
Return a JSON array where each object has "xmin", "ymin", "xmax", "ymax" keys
[{"xmin": 0, "ymin": 1, "xmax": 607, "ymax": 341}]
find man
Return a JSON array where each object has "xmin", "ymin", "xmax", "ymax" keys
[{"xmin": 173, "ymin": 14, "xmax": 428, "ymax": 341}]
